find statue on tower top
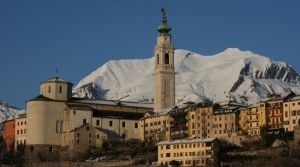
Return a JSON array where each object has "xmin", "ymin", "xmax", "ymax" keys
[
  {"xmin": 157, "ymin": 8, "xmax": 171, "ymax": 35},
  {"xmin": 161, "ymin": 8, "xmax": 166, "ymax": 17}
]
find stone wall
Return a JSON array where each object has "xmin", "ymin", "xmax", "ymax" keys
[{"xmin": 24, "ymin": 160, "xmax": 134, "ymax": 167}]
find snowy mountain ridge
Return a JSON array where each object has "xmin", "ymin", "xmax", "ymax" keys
[
  {"xmin": 73, "ymin": 48, "xmax": 300, "ymax": 106},
  {"xmin": 0, "ymin": 100, "xmax": 25, "ymax": 124}
]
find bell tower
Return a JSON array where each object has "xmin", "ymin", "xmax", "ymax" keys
[{"xmin": 153, "ymin": 8, "xmax": 175, "ymax": 111}]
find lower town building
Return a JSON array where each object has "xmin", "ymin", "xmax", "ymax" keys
[
  {"xmin": 283, "ymin": 95, "xmax": 300, "ymax": 132},
  {"xmin": 14, "ymin": 114, "xmax": 27, "ymax": 150},
  {"xmin": 68, "ymin": 123, "xmax": 107, "ymax": 158},
  {"xmin": 247, "ymin": 107, "xmax": 260, "ymax": 135},
  {"xmin": 188, "ymin": 103, "xmax": 214, "ymax": 139},
  {"xmin": 169, "ymin": 104, "xmax": 190, "ymax": 140},
  {"xmin": 156, "ymin": 138, "xmax": 220, "ymax": 167},
  {"xmin": 139, "ymin": 109, "xmax": 169, "ymax": 142},
  {"xmin": 3, "ymin": 119, "xmax": 15, "ymax": 151}
]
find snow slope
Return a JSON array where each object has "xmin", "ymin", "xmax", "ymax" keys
[{"xmin": 73, "ymin": 48, "xmax": 300, "ymax": 105}]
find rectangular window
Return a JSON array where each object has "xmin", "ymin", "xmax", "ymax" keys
[
  {"xmin": 83, "ymin": 119, "xmax": 87, "ymax": 124},
  {"xmin": 135, "ymin": 122, "xmax": 138, "ymax": 128},
  {"xmin": 166, "ymin": 153, "xmax": 170, "ymax": 157},
  {"xmin": 122, "ymin": 122, "xmax": 125, "ymax": 127},
  {"xmin": 109, "ymin": 121, "xmax": 113, "ymax": 127},
  {"xmin": 96, "ymin": 120, "xmax": 100, "ymax": 126}
]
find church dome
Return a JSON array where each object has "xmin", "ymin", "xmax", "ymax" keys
[{"xmin": 157, "ymin": 8, "xmax": 171, "ymax": 35}]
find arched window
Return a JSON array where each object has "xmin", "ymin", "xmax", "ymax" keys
[
  {"xmin": 164, "ymin": 53, "xmax": 169, "ymax": 64},
  {"xmin": 157, "ymin": 54, "xmax": 160, "ymax": 64}
]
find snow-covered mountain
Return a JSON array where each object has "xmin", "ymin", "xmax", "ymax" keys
[
  {"xmin": 0, "ymin": 100, "xmax": 25, "ymax": 124},
  {"xmin": 73, "ymin": 48, "xmax": 300, "ymax": 106}
]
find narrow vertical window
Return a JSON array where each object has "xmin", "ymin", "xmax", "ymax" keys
[
  {"xmin": 56, "ymin": 120, "xmax": 60, "ymax": 133},
  {"xmin": 157, "ymin": 54, "xmax": 160, "ymax": 64},
  {"xmin": 83, "ymin": 119, "xmax": 87, "ymax": 125},
  {"xmin": 48, "ymin": 86, "xmax": 51, "ymax": 93},
  {"xmin": 135, "ymin": 122, "xmax": 138, "ymax": 128},
  {"xmin": 109, "ymin": 121, "xmax": 113, "ymax": 127},
  {"xmin": 96, "ymin": 120, "xmax": 100, "ymax": 126},
  {"xmin": 164, "ymin": 53, "xmax": 169, "ymax": 64},
  {"xmin": 59, "ymin": 86, "xmax": 62, "ymax": 93},
  {"xmin": 60, "ymin": 121, "xmax": 63, "ymax": 132},
  {"xmin": 49, "ymin": 146, "xmax": 53, "ymax": 152},
  {"xmin": 122, "ymin": 122, "xmax": 125, "ymax": 127}
]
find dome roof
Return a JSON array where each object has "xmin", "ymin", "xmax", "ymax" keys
[{"xmin": 157, "ymin": 8, "xmax": 171, "ymax": 35}]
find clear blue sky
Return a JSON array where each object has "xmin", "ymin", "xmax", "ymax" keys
[{"xmin": 1, "ymin": 0, "xmax": 300, "ymax": 109}]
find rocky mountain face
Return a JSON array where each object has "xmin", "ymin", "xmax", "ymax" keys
[{"xmin": 72, "ymin": 48, "xmax": 300, "ymax": 106}]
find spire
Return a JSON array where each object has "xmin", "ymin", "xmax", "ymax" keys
[{"xmin": 157, "ymin": 8, "xmax": 171, "ymax": 35}]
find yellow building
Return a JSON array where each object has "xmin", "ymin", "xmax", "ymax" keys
[
  {"xmin": 247, "ymin": 106, "xmax": 261, "ymax": 136},
  {"xmin": 211, "ymin": 102, "xmax": 242, "ymax": 139},
  {"xmin": 188, "ymin": 103, "xmax": 214, "ymax": 139},
  {"xmin": 139, "ymin": 109, "xmax": 169, "ymax": 142},
  {"xmin": 238, "ymin": 107, "xmax": 248, "ymax": 134},
  {"xmin": 283, "ymin": 96, "xmax": 300, "ymax": 131},
  {"xmin": 157, "ymin": 138, "xmax": 220, "ymax": 167}
]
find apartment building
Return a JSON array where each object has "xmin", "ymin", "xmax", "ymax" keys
[
  {"xmin": 188, "ymin": 103, "xmax": 214, "ymax": 139},
  {"xmin": 283, "ymin": 95, "xmax": 300, "ymax": 131},
  {"xmin": 157, "ymin": 138, "xmax": 220, "ymax": 167},
  {"xmin": 211, "ymin": 102, "xmax": 242, "ymax": 139},
  {"xmin": 139, "ymin": 109, "xmax": 169, "ymax": 142},
  {"xmin": 3, "ymin": 119, "xmax": 15, "ymax": 151},
  {"xmin": 15, "ymin": 114, "xmax": 27, "ymax": 149},
  {"xmin": 246, "ymin": 107, "xmax": 261, "ymax": 136},
  {"xmin": 169, "ymin": 105, "xmax": 190, "ymax": 140}
]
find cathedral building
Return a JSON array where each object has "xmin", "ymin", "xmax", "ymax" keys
[{"xmin": 25, "ymin": 77, "xmax": 153, "ymax": 161}]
